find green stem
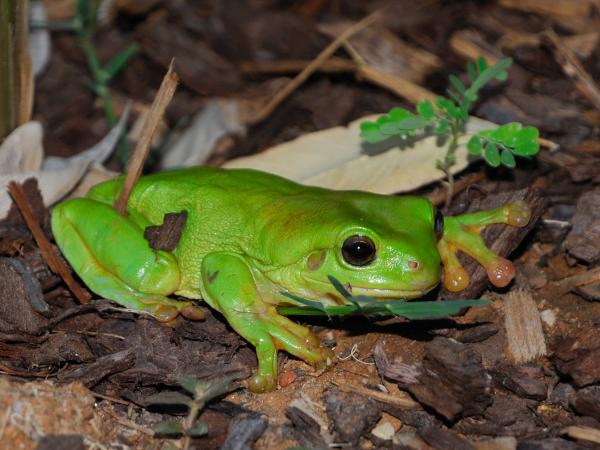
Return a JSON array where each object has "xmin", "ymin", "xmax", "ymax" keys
[
  {"xmin": 79, "ymin": 37, "xmax": 116, "ymax": 124},
  {"xmin": 79, "ymin": 33, "xmax": 131, "ymax": 163},
  {"xmin": 182, "ymin": 400, "xmax": 203, "ymax": 450},
  {"xmin": 443, "ymin": 122, "xmax": 460, "ymax": 209}
]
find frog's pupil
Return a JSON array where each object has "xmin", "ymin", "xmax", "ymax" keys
[{"xmin": 342, "ymin": 235, "xmax": 376, "ymax": 266}]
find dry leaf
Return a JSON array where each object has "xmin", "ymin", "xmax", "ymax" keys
[
  {"xmin": 0, "ymin": 111, "xmax": 127, "ymax": 218},
  {"xmin": 224, "ymin": 115, "xmax": 496, "ymax": 194},
  {"xmin": 160, "ymin": 99, "xmax": 244, "ymax": 169}
]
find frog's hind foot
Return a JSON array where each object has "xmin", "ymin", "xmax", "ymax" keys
[{"xmin": 438, "ymin": 200, "xmax": 531, "ymax": 292}]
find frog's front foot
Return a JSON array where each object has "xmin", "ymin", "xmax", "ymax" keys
[
  {"xmin": 245, "ymin": 309, "xmax": 334, "ymax": 393},
  {"xmin": 201, "ymin": 252, "xmax": 334, "ymax": 392},
  {"xmin": 248, "ymin": 373, "xmax": 277, "ymax": 393},
  {"xmin": 438, "ymin": 200, "xmax": 531, "ymax": 292}
]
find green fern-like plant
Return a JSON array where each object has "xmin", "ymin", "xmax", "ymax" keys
[{"xmin": 360, "ymin": 57, "xmax": 540, "ymax": 206}]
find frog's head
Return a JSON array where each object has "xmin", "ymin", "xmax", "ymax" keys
[{"xmin": 256, "ymin": 193, "xmax": 443, "ymax": 303}]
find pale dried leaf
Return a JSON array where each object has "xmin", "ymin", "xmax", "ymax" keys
[
  {"xmin": 160, "ymin": 99, "xmax": 245, "ymax": 169},
  {"xmin": 0, "ymin": 111, "xmax": 127, "ymax": 218},
  {"xmin": 224, "ymin": 115, "xmax": 495, "ymax": 194},
  {"xmin": 0, "ymin": 121, "xmax": 43, "ymax": 174}
]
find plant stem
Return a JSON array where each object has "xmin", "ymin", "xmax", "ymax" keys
[
  {"xmin": 79, "ymin": 36, "xmax": 116, "ymax": 127},
  {"xmin": 182, "ymin": 400, "xmax": 204, "ymax": 450},
  {"xmin": 442, "ymin": 122, "xmax": 460, "ymax": 209}
]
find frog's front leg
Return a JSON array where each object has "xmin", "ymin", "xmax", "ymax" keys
[
  {"xmin": 201, "ymin": 252, "xmax": 333, "ymax": 392},
  {"xmin": 438, "ymin": 200, "xmax": 531, "ymax": 292},
  {"xmin": 51, "ymin": 198, "xmax": 204, "ymax": 321}
]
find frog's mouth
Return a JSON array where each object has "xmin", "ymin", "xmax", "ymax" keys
[
  {"xmin": 302, "ymin": 276, "xmax": 439, "ymax": 300},
  {"xmin": 349, "ymin": 283, "xmax": 438, "ymax": 299}
]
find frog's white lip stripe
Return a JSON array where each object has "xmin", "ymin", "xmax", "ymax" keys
[
  {"xmin": 350, "ymin": 285, "xmax": 432, "ymax": 299},
  {"xmin": 302, "ymin": 276, "xmax": 437, "ymax": 300}
]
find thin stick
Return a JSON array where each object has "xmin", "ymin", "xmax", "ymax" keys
[
  {"xmin": 549, "ymin": 266, "xmax": 600, "ymax": 296},
  {"xmin": 7, "ymin": 181, "xmax": 91, "ymax": 304},
  {"xmin": 113, "ymin": 60, "xmax": 179, "ymax": 214},
  {"xmin": 546, "ymin": 29, "xmax": 600, "ymax": 112},
  {"xmin": 330, "ymin": 380, "xmax": 419, "ymax": 409},
  {"xmin": 251, "ymin": 9, "xmax": 382, "ymax": 124}
]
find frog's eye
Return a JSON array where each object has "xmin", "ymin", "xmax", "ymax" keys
[
  {"xmin": 434, "ymin": 207, "xmax": 444, "ymax": 239},
  {"xmin": 342, "ymin": 235, "xmax": 376, "ymax": 266}
]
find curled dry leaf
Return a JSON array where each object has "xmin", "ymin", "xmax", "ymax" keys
[
  {"xmin": 0, "ymin": 110, "xmax": 128, "ymax": 218},
  {"xmin": 224, "ymin": 115, "xmax": 496, "ymax": 194}
]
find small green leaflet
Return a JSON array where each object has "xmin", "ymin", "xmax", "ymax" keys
[{"xmin": 279, "ymin": 276, "xmax": 489, "ymax": 320}]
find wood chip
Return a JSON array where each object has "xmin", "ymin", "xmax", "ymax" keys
[
  {"xmin": 562, "ymin": 425, "xmax": 600, "ymax": 445},
  {"xmin": 503, "ymin": 290, "xmax": 547, "ymax": 364},
  {"xmin": 449, "ymin": 30, "xmax": 502, "ymax": 65}
]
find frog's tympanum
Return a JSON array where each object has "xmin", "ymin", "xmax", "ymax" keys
[{"xmin": 52, "ymin": 167, "xmax": 530, "ymax": 392}]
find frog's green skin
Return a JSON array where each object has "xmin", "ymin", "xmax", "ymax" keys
[{"xmin": 51, "ymin": 167, "xmax": 530, "ymax": 392}]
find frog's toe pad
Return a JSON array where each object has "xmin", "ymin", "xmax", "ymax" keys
[
  {"xmin": 248, "ymin": 373, "xmax": 277, "ymax": 393},
  {"xmin": 506, "ymin": 200, "xmax": 531, "ymax": 227},
  {"xmin": 152, "ymin": 304, "xmax": 180, "ymax": 323},
  {"xmin": 180, "ymin": 304, "xmax": 206, "ymax": 321},
  {"xmin": 312, "ymin": 347, "xmax": 335, "ymax": 371},
  {"xmin": 486, "ymin": 257, "xmax": 515, "ymax": 287},
  {"xmin": 443, "ymin": 264, "xmax": 470, "ymax": 292}
]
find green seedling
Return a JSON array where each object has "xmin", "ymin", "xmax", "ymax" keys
[
  {"xmin": 360, "ymin": 57, "xmax": 540, "ymax": 207},
  {"xmin": 31, "ymin": 0, "xmax": 138, "ymax": 163},
  {"xmin": 147, "ymin": 373, "xmax": 241, "ymax": 449}
]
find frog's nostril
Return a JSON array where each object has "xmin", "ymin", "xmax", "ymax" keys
[{"xmin": 408, "ymin": 260, "xmax": 420, "ymax": 271}]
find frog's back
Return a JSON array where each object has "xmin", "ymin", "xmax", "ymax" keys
[{"xmin": 87, "ymin": 167, "xmax": 310, "ymax": 297}]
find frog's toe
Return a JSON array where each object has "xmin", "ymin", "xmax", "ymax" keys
[
  {"xmin": 443, "ymin": 263, "xmax": 470, "ymax": 292},
  {"xmin": 150, "ymin": 303, "xmax": 180, "ymax": 322},
  {"xmin": 248, "ymin": 373, "xmax": 277, "ymax": 393},
  {"xmin": 312, "ymin": 347, "xmax": 334, "ymax": 371},
  {"xmin": 180, "ymin": 304, "xmax": 206, "ymax": 321},
  {"xmin": 505, "ymin": 200, "xmax": 531, "ymax": 227},
  {"xmin": 485, "ymin": 257, "xmax": 515, "ymax": 288}
]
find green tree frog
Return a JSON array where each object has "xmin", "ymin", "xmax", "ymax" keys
[{"xmin": 51, "ymin": 167, "xmax": 530, "ymax": 392}]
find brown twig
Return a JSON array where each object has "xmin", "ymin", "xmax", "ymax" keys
[
  {"xmin": 546, "ymin": 29, "xmax": 600, "ymax": 112},
  {"xmin": 549, "ymin": 266, "xmax": 600, "ymax": 296},
  {"xmin": 239, "ymin": 57, "xmax": 356, "ymax": 75},
  {"xmin": 7, "ymin": 181, "xmax": 91, "ymax": 304},
  {"xmin": 113, "ymin": 60, "xmax": 179, "ymax": 214},
  {"xmin": 0, "ymin": 361, "xmax": 50, "ymax": 377},
  {"xmin": 330, "ymin": 379, "xmax": 419, "ymax": 409},
  {"xmin": 251, "ymin": 9, "xmax": 382, "ymax": 124}
]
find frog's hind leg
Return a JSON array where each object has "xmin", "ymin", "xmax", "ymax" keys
[
  {"xmin": 201, "ymin": 252, "xmax": 333, "ymax": 392},
  {"xmin": 52, "ymin": 198, "xmax": 203, "ymax": 322}
]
